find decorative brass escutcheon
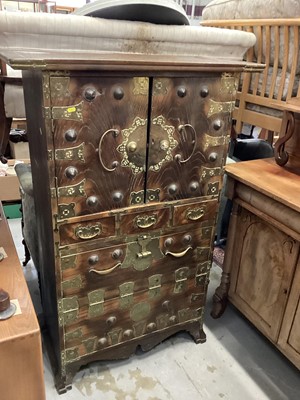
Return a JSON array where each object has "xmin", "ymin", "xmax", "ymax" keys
[
  {"xmin": 135, "ymin": 214, "xmax": 157, "ymax": 229},
  {"xmin": 130, "ymin": 302, "xmax": 151, "ymax": 322},
  {"xmin": 75, "ymin": 223, "xmax": 102, "ymax": 240},
  {"xmin": 186, "ymin": 207, "xmax": 205, "ymax": 221},
  {"xmin": 57, "ymin": 179, "xmax": 86, "ymax": 198},
  {"xmin": 55, "ymin": 142, "xmax": 85, "ymax": 162}
]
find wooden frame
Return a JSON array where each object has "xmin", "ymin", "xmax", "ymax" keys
[{"xmin": 201, "ymin": 19, "xmax": 300, "ymax": 142}]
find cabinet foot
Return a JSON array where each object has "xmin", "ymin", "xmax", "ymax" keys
[
  {"xmin": 210, "ymin": 272, "xmax": 230, "ymax": 319},
  {"xmin": 188, "ymin": 322, "xmax": 206, "ymax": 344}
]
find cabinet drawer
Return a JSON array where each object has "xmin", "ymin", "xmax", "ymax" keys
[
  {"xmin": 172, "ymin": 199, "xmax": 218, "ymax": 227},
  {"xmin": 59, "ymin": 215, "xmax": 116, "ymax": 246},
  {"xmin": 120, "ymin": 207, "xmax": 170, "ymax": 235}
]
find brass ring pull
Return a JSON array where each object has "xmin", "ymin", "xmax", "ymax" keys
[
  {"xmin": 175, "ymin": 124, "xmax": 197, "ymax": 164},
  {"xmin": 274, "ymin": 111, "xmax": 295, "ymax": 166},
  {"xmin": 75, "ymin": 223, "xmax": 102, "ymax": 240},
  {"xmin": 89, "ymin": 262, "xmax": 122, "ymax": 275},
  {"xmin": 164, "ymin": 246, "xmax": 193, "ymax": 258},
  {"xmin": 135, "ymin": 214, "xmax": 157, "ymax": 229},
  {"xmin": 98, "ymin": 128, "xmax": 120, "ymax": 172}
]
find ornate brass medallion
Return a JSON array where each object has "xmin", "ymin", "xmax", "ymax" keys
[
  {"xmin": 148, "ymin": 116, "xmax": 178, "ymax": 172},
  {"xmin": 117, "ymin": 117, "xmax": 147, "ymax": 174}
]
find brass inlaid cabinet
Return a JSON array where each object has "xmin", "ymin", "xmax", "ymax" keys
[{"xmin": 22, "ymin": 60, "xmax": 241, "ymax": 392}]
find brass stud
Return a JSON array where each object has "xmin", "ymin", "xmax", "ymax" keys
[
  {"xmin": 177, "ymin": 86, "xmax": 187, "ymax": 98},
  {"xmin": 160, "ymin": 140, "xmax": 169, "ymax": 151},
  {"xmin": 200, "ymin": 87, "xmax": 209, "ymax": 98},
  {"xmin": 123, "ymin": 329, "xmax": 133, "ymax": 338},
  {"xmin": 183, "ymin": 234, "xmax": 192, "ymax": 244},
  {"xmin": 127, "ymin": 141, "xmax": 137, "ymax": 152},
  {"xmin": 169, "ymin": 315, "xmax": 177, "ymax": 324},
  {"xmin": 164, "ymin": 238, "xmax": 174, "ymax": 248},
  {"xmin": 189, "ymin": 181, "xmax": 199, "ymax": 192},
  {"xmin": 98, "ymin": 337, "xmax": 108, "ymax": 347},
  {"xmin": 213, "ymin": 120, "xmax": 222, "ymax": 130},
  {"xmin": 86, "ymin": 196, "xmax": 99, "ymax": 207},
  {"xmin": 147, "ymin": 322, "xmax": 156, "ymax": 331},
  {"xmin": 208, "ymin": 152, "xmax": 218, "ymax": 162},
  {"xmin": 162, "ymin": 300, "xmax": 170, "ymax": 310},
  {"xmin": 64, "ymin": 129, "xmax": 77, "ymax": 142},
  {"xmin": 65, "ymin": 166, "xmax": 78, "ymax": 180},
  {"xmin": 84, "ymin": 87, "xmax": 97, "ymax": 101},
  {"xmin": 88, "ymin": 255, "xmax": 99, "ymax": 265},
  {"xmin": 106, "ymin": 316, "xmax": 117, "ymax": 326},
  {"xmin": 114, "ymin": 87, "xmax": 124, "ymax": 100},
  {"xmin": 112, "ymin": 191, "xmax": 123, "ymax": 202},
  {"xmin": 168, "ymin": 184, "xmax": 178, "ymax": 195},
  {"xmin": 112, "ymin": 249, "xmax": 123, "ymax": 259}
]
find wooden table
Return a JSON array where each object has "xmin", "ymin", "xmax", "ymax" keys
[
  {"xmin": 0, "ymin": 202, "xmax": 45, "ymax": 400},
  {"xmin": 211, "ymin": 158, "xmax": 300, "ymax": 370}
]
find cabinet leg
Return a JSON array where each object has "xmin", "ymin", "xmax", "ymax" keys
[
  {"xmin": 188, "ymin": 321, "xmax": 206, "ymax": 344},
  {"xmin": 211, "ymin": 271, "xmax": 230, "ymax": 318},
  {"xmin": 211, "ymin": 202, "xmax": 240, "ymax": 319}
]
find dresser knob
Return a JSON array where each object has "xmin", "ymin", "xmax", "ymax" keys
[
  {"xmin": 147, "ymin": 322, "xmax": 156, "ymax": 331},
  {"xmin": 200, "ymin": 87, "xmax": 209, "ymax": 98},
  {"xmin": 64, "ymin": 129, "xmax": 77, "ymax": 142},
  {"xmin": 112, "ymin": 249, "xmax": 123, "ymax": 259},
  {"xmin": 208, "ymin": 152, "xmax": 218, "ymax": 162},
  {"xmin": 183, "ymin": 234, "xmax": 192, "ymax": 244},
  {"xmin": 168, "ymin": 184, "xmax": 178, "ymax": 195},
  {"xmin": 112, "ymin": 191, "xmax": 124, "ymax": 203},
  {"xmin": 189, "ymin": 181, "xmax": 199, "ymax": 192},
  {"xmin": 213, "ymin": 119, "xmax": 222, "ymax": 131},
  {"xmin": 169, "ymin": 315, "xmax": 177, "ymax": 324},
  {"xmin": 123, "ymin": 329, "xmax": 133, "ymax": 338},
  {"xmin": 65, "ymin": 166, "xmax": 78, "ymax": 180},
  {"xmin": 162, "ymin": 300, "xmax": 170, "ymax": 310},
  {"xmin": 98, "ymin": 337, "xmax": 108, "ymax": 347},
  {"xmin": 84, "ymin": 87, "xmax": 97, "ymax": 101},
  {"xmin": 164, "ymin": 238, "xmax": 174, "ymax": 248},
  {"xmin": 88, "ymin": 255, "xmax": 99, "ymax": 265},
  {"xmin": 86, "ymin": 196, "xmax": 99, "ymax": 207},
  {"xmin": 106, "ymin": 316, "xmax": 117, "ymax": 326},
  {"xmin": 113, "ymin": 87, "xmax": 124, "ymax": 100},
  {"xmin": 177, "ymin": 86, "xmax": 187, "ymax": 98}
]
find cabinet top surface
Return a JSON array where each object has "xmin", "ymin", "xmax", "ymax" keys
[{"xmin": 225, "ymin": 158, "xmax": 300, "ymax": 213}]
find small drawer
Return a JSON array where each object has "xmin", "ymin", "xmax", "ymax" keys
[
  {"xmin": 173, "ymin": 199, "xmax": 217, "ymax": 227},
  {"xmin": 59, "ymin": 215, "xmax": 116, "ymax": 246},
  {"xmin": 120, "ymin": 207, "xmax": 170, "ymax": 235}
]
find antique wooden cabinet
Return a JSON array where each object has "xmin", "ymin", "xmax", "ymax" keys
[
  {"xmin": 212, "ymin": 158, "xmax": 300, "ymax": 370},
  {"xmin": 14, "ymin": 53, "xmax": 258, "ymax": 392}
]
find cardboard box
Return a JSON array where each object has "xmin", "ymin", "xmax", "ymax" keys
[
  {"xmin": 0, "ymin": 159, "xmax": 30, "ymax": 201},
  {"xmin": 9, "ymin": 141, "xmax": 30, "ymax": 159}
]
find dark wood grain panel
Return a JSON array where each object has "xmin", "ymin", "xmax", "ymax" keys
[
  {"xmin": 146, "ymin": 76, "xmax": 232, "ymax": 202},
  {"xmin": 51, "ymin": 75, "xmax": 148, "ymax": 215}
]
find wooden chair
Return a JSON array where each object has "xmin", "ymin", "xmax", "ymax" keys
[{"xmin": 201, "ymin": 19, "xmax": 300, "ymax": 144}]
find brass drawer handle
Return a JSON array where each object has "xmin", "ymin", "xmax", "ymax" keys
[
  {"xmin": 135, "ymin": 214, "xmax": 157, "ymax": 229},
  {"xmin": 75, "ymin": 223, "xmax": 102, "ymax": 240},
  {"xmin": 165, "ymin": 246, "xmax": 192, "ymax": 258},
  {"xmin": 175, "ymin": 124, "xmax": 197, "ymax": 164},
  {"xmin": 89, "ymin": 262, "xmax": 122, "ymax": 275},
  {"xmin": 98, "ymin": 128, "xmax": 120, "ymax": 172},
  {"xmin": 186, "ymin": 207, "xmax": 205, "ymax": 221}
]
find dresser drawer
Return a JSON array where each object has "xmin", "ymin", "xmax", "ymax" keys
[
  {"xmin": 59, "ymin": 214, "xmax": 116, "ymax": 246},
  {"xmin": 172, "ymin": 199, "xmax": 218, "ymax": 227},
  {"xmin": 119, "ymin": 207, "xmax": 170, "ymax": 235}
]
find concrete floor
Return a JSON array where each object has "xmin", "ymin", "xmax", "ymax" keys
[{"xmin": 8, "ymin": 218, "xmax": 300, "ymax": 400}]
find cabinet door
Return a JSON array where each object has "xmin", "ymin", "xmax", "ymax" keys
[
  {"xmin": 229, "ymin": 206, "xmax": 299, "ymax": 342},
  {"xmin": 146, "ymin": 76, "xmax": 233, "ymax": 203},
  {"xmin": 50, "ymin": 75, "xmax": 149, "ymax": 216},
  {"xmin": 278, "ymin": 256, "xmax": 300, "ymax": 369}
]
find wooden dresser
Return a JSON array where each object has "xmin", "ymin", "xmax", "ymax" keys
[
  {"xmin": 9, "ymin": 52, "xmax": 258, "ymax": 392},
  {"xmin": 212, "ymin": 158, "xmax": 300, "ymax": 370}
]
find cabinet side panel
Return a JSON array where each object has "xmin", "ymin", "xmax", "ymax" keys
[{"xmin": 22, "ymin": 70, "xmax": 61, "ymax": 369}]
